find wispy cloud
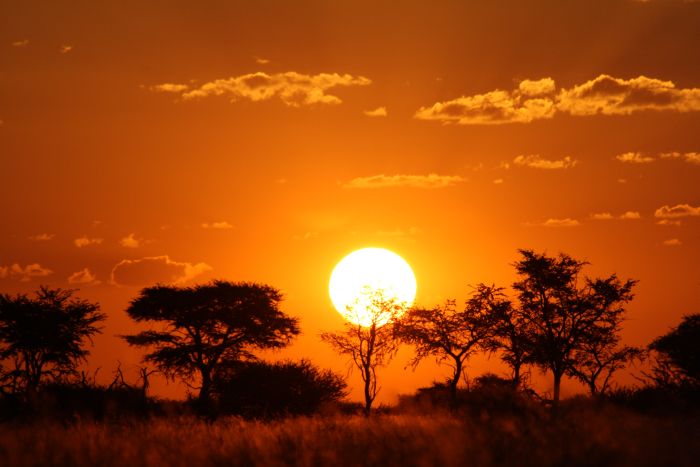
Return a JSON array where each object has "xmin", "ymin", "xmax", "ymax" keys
[
  {"xmin": 663, "ymin": 238, "xmax": 682, "ymax": 247},
  {"xmin": 12, "ymin": 39, "xmax": 29, "ymax": 47},
  {"xmin": 68, "ymin": 268, "xmax": 101, "ymax": 286},
  {"xmin": 59, "ymin": 44, "xmax": 73, "ymax": 54},
  {"xmin": 119, "ymin": 233, "xmax": 144, "ymax": 248},
  {"xmin": 591, "ymin": 212, "xmax": 614, "ymax": 220},
  {"xmin": 342, "ymin": 173, "xmax": 465, "ymax": 189},
  {"xmin": 657, "ymin": 219, "xmax": 682, "ymax": 226},
  {"xmin": 74, "ymin": 236, "xmax": 103, "ymax": 248},
  {"xmin": 529, "ymin": 218, "xmax": 581, "ymax": 228},
  {"xmin": 512, "ymin": 155, "xmax": 577, "ymax": 170},
  {"xmin": 254, "ymin": 57, "xmax": 270, "ymax": 65},
  {"xmin": 654, "ymin": 203, "xmax": 700, "ymax": 218},
  {"xmin": 152, "ymin": 71, "xmax": 371, "ymax": 107},
  {"xmin": 616, "ymin": 152, "xmax": 655, "ymax": 164},
  {"xmin": 29, "ymin": 233, "xmax": 54, "ymax": 241},
  {"xmin": 620, "ymin": 211, "xmax": 642, "ymax": 220},
  {"xmin": 660, "ymin": 152, "xmax": 700, "ymax": 165},
  {"xmin": 363, "ymin": 107, "xmax": 387, "ymax": 117},
  {"xmin": 110, "ymin": 255, "xmax": 212, "ymax": 287},
  {"xmin": 201, "ymin": 221, "xmax": 233, "ymax": 229},
  {"xmin": 416, "ymin": 74, "xmax": 700, "ymax": 125},
  {"xmin": 0, "ymin": 263, "xmax": 53, "ymax": 282}
]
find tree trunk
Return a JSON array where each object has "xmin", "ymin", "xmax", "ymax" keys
[
  {"xmin": 363, "ymin": 364, "xmax": 373, "ymax": 417},
  {"xmin": 512, "ymin": 362, "xmax": 521, "ymax": 388},
  {"xmin": 448, "ymin": 358, "xmax": 463, "ymax": 408},
  {"xmin": 552, "ymin": 371, "xmax": 562, "ymax": 406},
  {"xmin": 198, "ymin": 368, "xmax": 212, "ymax": 411}
]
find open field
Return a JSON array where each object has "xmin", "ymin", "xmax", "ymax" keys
[{"xmin": 1, "ymin": 406, "xmax": 698, "ymax": 467}]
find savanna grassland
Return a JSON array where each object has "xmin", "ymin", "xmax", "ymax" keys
[{"xmin": 1, "ymin": 405, "xmax": 698, "ymax": 467}]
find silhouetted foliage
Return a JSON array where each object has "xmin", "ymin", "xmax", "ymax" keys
[
  {"xmin": 512, "ymin": 249, "xmax": 636, "ymax": 404},
  {"xmin": 395, "ymin": 294, "xmax": 495, "ymax": 403},
  {"xmin": 649, "ymin": 313, "xmax": 700, "ymax": 387},
  {"xmin": 0, "ymin": 286, "xmax": 105, "ymax": 395},
  {"xmin": 213, "ymin": 359, "xmax": 347, "ymax": 418},
  {"xmin": 320, "ymin": 289, "xmax": 403, "ymax": 416},
  {"xmin": 122, "ymin": 281, "xmax": 300, "ymax": 410}
]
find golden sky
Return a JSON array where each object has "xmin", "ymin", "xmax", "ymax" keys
[{"xmin": 1, "ymin": 0, "xmax": 699, "ymax": 402}]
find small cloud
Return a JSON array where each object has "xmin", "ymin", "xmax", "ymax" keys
[
  {"xmin": 110, "ymin": 255, "xmax": 212, "ymax": 287},
  {"xmin": 153, "ymin": 71, "xmax": 371, "ymax": 107},
  {"xmin": 119, "ymin": 233, "xmax": 143, "ymax": 248},
  {"xmin": 618, "ymin": 178, "xmax": 627, "ymax": 184},
  {"xmin": 0, "ymin": 263, "xmax": 53, "ymax": 282},
  {"xmin": 620, "ymin": 211, "xmax": 641, "ymax": 220},
  {"xmin": 513, "ymin": 155, "xmax": 577, "ymax": 170},
  {"xmin": 29, "ymin": 233, "xmax": 54, "ymax": 241},
  {"xmin": 74, "ymin": 236, "xmax": 103, "ymax": 248},
  {"xmin": 292, "ymin": 232, "xmax": 319, "ymax": 241},
  {"xmin": 12, "ymin": 39, "xmax": 29, "ymax": 47},
  {"xmin": 150, "ymin": 83, "xmax": 190, "ymax": 93},
  {"xmin": 538, "ymin": 218, "xmax": 581, "ymax": 227},
  {"xmin": 255, "ymin": 57, "xmax": 270, "ymax": 65},
  {"xmin": 657, "ymin": 219, "xmax": 682, "ymax": 226},
  {"xmin": 68, "ymin": 268, "xmax": 100, "ymax": 286},
  {"xmin": 364, "ymin": 106, "xmax": 387, "ymax": 117},
  {"xmin": 654, "ymin": 203, "xmax": 700, "ymax": 218},
  {"xmin": 660, "ymin": 151, "xmax": 700, "ymax": 165},
  {"xmin": 493, "ymin": 178, "xmax": 504, "ymax": 184},
  {"xmin": 663, "ymin": 238, "xmax": 682, "ymax": 247},
  {"xmin": 616, "ymin": 152, "xmax": 654, "ymax": 164},
  {"xmin": 59, "ymin": 44, "xmax": 73, "ymax": 54},
  {"xmin": 591, "ymin": 212, "xmax": 614, "ymax": 220},
  {"xmin": 342, "ymin": 173, "xmax": 465, "ymax": 189},
  {"xmin": 201, "ymin": 221, "xmax": 233, "ymax": 229}
]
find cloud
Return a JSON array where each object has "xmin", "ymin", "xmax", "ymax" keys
[
  {"xmin": 110, "ymin": 255, "xmax": 212, "ymax": 287},
  {"xmin": 620, "ymin": 211, "xmax": 641, "ymax": 220},
  {"xmin": 663, "ymin": 238, "xmax": 682, "ymax": 247},
  {"xmin": 660, "ymin": 152, "xmax": 700, "ymax": 165},
  {"xmin": 150, "ymin": 83, "xmax": 189, "ymax": 93},
  {"xmin": 12, "ymin": 39, "xmax": 29, "ymax": 47},
  {"xmin": 119, "ymin": 233, "xmax": 143, "ymax": 248},
  {"xmin": 201, "ymin": 221, "xmax": 233, "ymax": 229},
  {"xmin": 59, "ymin": 45, "xmax": 73, "ymax": 54},
  {"xmin": 68, "ymin": 268, "xmax": 100, "ymax": 286},
  {"xmin": 29, "ymin": 233, "xmax": 54, "ymax": 241},
  {"xmin": 364, "ymin": 107, "xmax": 387, "ymax": 117},
  {"xmin": 616, "ymin": 152, "xmax": 655, "ymax": 164},
  {"xmin": 342, "ymin": 173, "xmax": 465, "ymax": 189},
  {"xmin": 657, "ymin": 219, "xmax": 682, "ymax": 226},
  {"xmin": 255, "ymin": 57, "xmax": 270, "ymax": 65},
  {"xmin": 415, "ymin": 78, "xmax": 557, "ymax": 125},
  {"xmin": 558, "ymin": 75, "xmax": 700, "ymax": 116},
  {"xmin": 493, "ymin": 178, "xmax": 504, "ymax": 184},
  {"xmin": 0, "ymin": 263, "xmax": 53, "ymax": 282},
  {"xmin": 512, "ymin": 155, "xmax": 577, "ymax": 170},
  {"xmin": 591, "ymin": 212, "xmax": 614, "ymax": 220},
  {"xmin": 292, "ymin": 232, "xmax": 318, "ymax": 241},
  {"xmin": 74, "ymin": 236, "xmax": 103, "ymax": 248},
  {"xmin": 416, "ymin": 74, "xmax": 700, "ymax": 125},
  {"xmin": 654, "ymin": 203, "xmax": 700, "ymax": 218},
  {"xmin": 153, "ymin": 72, "xmax": 371, "ymax": 107},
  {"xmin": 535, "ymin": 218, "xmax": 581, "ymax": 228}
]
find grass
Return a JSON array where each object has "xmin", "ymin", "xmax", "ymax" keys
[{"xmin": 0, "ymin": 406, "xmax": 698, "ymax": 467}]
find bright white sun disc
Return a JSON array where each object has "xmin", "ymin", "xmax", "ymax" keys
[{"xmin": 329, "ymin": 248, "xmax": 417, "ymax": 326}]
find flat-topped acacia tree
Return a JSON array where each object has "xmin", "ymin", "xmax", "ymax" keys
[{"xmin": 122, "ymin": 280, "xmax": 300, "ymax": 409}]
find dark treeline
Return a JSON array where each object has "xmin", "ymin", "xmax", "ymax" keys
[{"xmin": 0, "ymin": 249, "xmax": 698, "ymax": 421}]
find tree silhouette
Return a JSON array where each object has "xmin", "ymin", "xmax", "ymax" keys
[
  {"xmin": 320, "ymin": 289, "xmax": 403, "ymax": 416},
  {"xmin": 649, "ymin": 313, "xmax": 700, "ymax": 387},
  {"xmin": 0, "ymin": 286, "xmax": 105, "ymax": 395},
  {"xmin": 477, "ymin": 284, "xmax": 530, "ymax": 388},
  {"xmin": 122, "ymin": 281, "xmax": 300, "ymax": 409},
  {"xmin": 513, "ymin": 249, "xmax": 636, "ymax": 405},
  {"xmin": 395, "ymin": 292, "xmax": 495, "ymax": 404}
]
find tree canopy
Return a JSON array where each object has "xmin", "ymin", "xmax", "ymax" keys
[
  {"xmin": 122, "ymin": 280, "xmax": 300, "ymax": 408},
  {"xmin": 0, "ymin": 286, "xmax": 105, "ymax": 394},
  {"xmin": 649, "ymin": 313, "xmax": 700, "ymax": 386}
]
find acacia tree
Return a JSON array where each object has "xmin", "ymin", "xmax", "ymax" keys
[
  {"xmin": 475, "ymin": 284, "xmax": 530, "ymax": 388},
  {"xmin": 0, "ymin": 286, "xmax": 105, "ymax": 394},
  {"xmin": 513, "ymin": 249, "xmax": 636, "ymax": 405},
  {"xmin": 320, "ymin": 289, "xmax": 403, "ymax": 416},
  {"xmin": 395, "ymin": 291, "xmax": 495, "ymax": 403},
  {"xmin": 648, "ymin": 313, "xmax": 700, "ymax": 387},
  {"xmin": 122, "ymin": 281, "xmax": 300, "ymax": 408}
]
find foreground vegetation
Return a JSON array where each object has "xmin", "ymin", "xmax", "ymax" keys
[{"xmin": 1, "ymin": 402, "xmax": 698, "ymax": 467}]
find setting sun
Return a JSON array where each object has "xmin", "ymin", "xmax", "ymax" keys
[{"xmin": 329, "ymin": 248, "xmax": 417, "ymax": 326}]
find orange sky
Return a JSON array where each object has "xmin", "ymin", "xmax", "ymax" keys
[{"xmin": 1, "ymin": 0, "xmax": 699, "ymax": 402}]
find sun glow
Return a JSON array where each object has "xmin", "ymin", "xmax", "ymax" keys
[{"xmin": 329, "ymin": 248, "xmax": 417, "ymax": 327}]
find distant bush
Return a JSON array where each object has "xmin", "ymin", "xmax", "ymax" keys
[{"xmin": 213, "ymin": 359, "xmax": 347, "ymax": 418}]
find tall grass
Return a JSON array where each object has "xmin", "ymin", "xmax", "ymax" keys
[{"xmin": 0, "ymin": 407, "xmax": 697, "ymax": 466}]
